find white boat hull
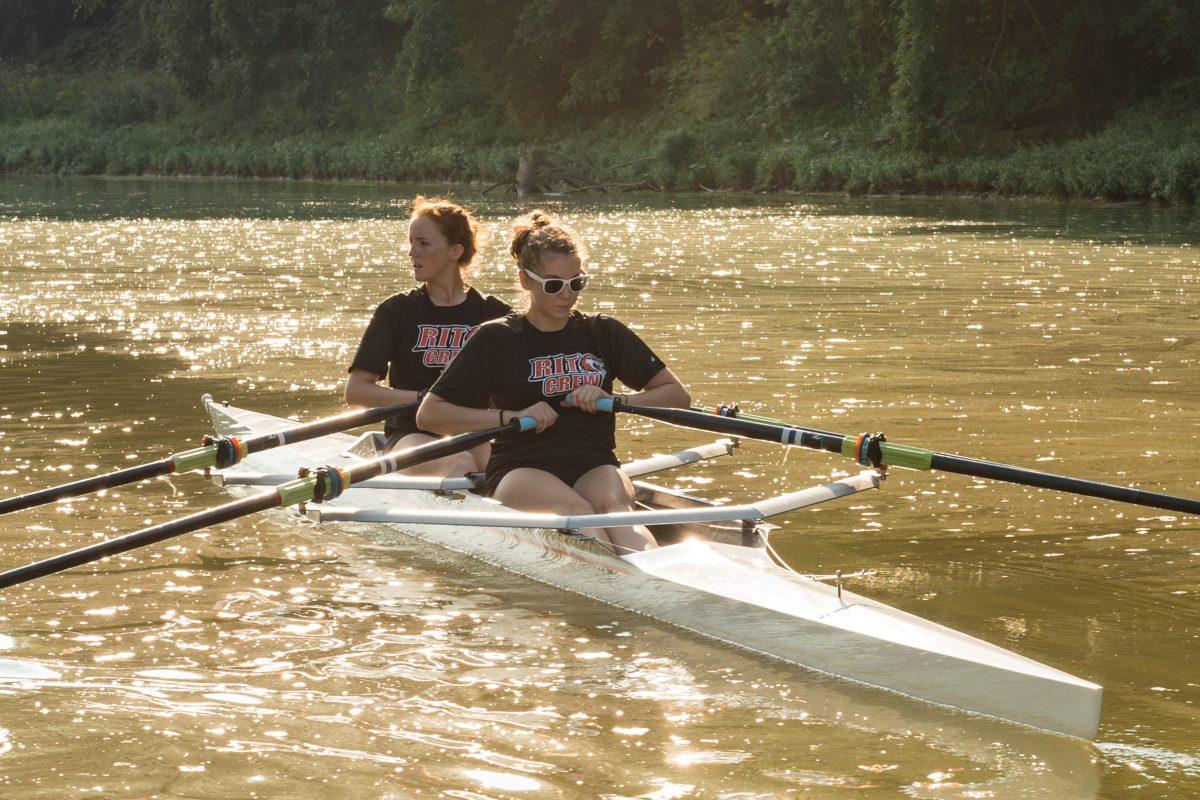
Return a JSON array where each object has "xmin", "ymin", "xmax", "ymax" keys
[{"xmin": 205, "ymin": 397, "xmax": 1101, "ymax": 738}]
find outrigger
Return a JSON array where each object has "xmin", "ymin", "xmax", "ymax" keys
[{"xmin": 7, "ymin": 393, "xmax": 1198, "ymax": 738}]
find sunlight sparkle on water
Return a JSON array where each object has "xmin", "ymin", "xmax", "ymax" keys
[
  {"xmin": 2, "ymin": 182, "xmax": 1198, "ymax": 799},
  {"xmin": 462, "ymin": 769, "xmax": 542, "ymax": 792}
]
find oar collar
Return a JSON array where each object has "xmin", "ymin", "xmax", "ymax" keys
[
  {"xmin": 202, "ymin": 435, "xmax": 246, "ymax": 469},
  {"xmin": 311, "ymin": 465, "xmax": 348, "ymax": 503},
  {"xmin": 854, "ymin": 432, "xmax": 888, "ymax": 471}
]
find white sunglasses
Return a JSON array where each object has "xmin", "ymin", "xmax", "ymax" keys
[{"xmin": 523, "ymin": 269, "xmax": 590, "ymax": 295}]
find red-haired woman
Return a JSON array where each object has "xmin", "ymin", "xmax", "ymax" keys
[
  {"xmin": 417, "ymin": 211, "xmax": 690, "ymax": 553},
  {"xmin": 346, "ymin": 197, "xmax": 510, "ymax": 475}
]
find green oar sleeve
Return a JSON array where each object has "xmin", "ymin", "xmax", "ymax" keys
[{"xmin": 879, "ymin": 442, "xmax": 934, "ymax": 471}]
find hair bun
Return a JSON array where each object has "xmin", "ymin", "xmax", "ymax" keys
[
  {"xmin": 509, "ymin": 210, "xmax": 555, "ymax": 259},
  {"xmin": 508, "ymin": 210, "xmax": 585, "ymax": 269}
]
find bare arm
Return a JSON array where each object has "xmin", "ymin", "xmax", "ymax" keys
[
  {"xmin": 566, "ymin": 366, "xmax": 690, "ymax": 413},
  {"xmin": 625, "ymin": 366, "xmax": 690, "ymax": 408},
  {"xmin": 417, "ymin": 393, "xmax": 507, "ymax": 435},
  {"xmin": 418, "ymin": 393, "xmax": 558, "ymax": 435},
  {"xmin": 345, "ymin": 368, "xmax": 423, "ymax": 408}
]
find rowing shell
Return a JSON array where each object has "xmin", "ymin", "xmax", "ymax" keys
[{"xmin": 204, "ymin": 396, "xmax": 1102, "ymax": 738}]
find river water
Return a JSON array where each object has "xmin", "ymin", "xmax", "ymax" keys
[{"xmin": 0, "ymin": 176, "xmax": 1197, "ymax": 798}]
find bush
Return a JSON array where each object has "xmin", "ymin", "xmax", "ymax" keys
[
  {"xmin": 84, "ymin": 72, "xmax": 179, "ymax": 128},
  {"xmin": 659, "ymin": 130, "xmax": 699, "ymax": 172},
  {"xmin": 712, "ymin": 150, "xmax": 756, "ymax": 188},
  {"xmin": 1157, "ymin": 143, "xmax": 1200, "ymax": 203},
  {"xmin": 755, "ymin": 147, "xmax": 797, "ymax": 189}
]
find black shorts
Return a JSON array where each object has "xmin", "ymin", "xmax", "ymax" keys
[
  {"xmin": 383, "ymin": 429, "xmax": 441, "ymax": 452},
  {"xmin": 482, "ymin": 451, "xmax": 620, "ymax": 498}
]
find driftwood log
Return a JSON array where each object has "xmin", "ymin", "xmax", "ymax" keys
[{"xmin": 488, "ymin": 149, "xmax": 660, "ymax": 196}]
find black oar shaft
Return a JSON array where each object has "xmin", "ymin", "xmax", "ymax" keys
[
  {"xmin": 642, "ymin": 405, "xmax": 830, "ymax": 450},
  {"xmin": 339, "ymin": 420, "xmax": 520, "ymax": 486},
  {"xmin": 241, "ymin": 400, "xmax": 418, "ymax": 455},
  {"xmin": 610, "ymin": 400, "xmax": 1200, "ymax": 517},
  {"xmin": 0, "ymin": 399, "xmax": 419, "ymax": 516},
  {"xmin": 0, "ymin": 460, "xmax": 173, "ymax": 516},
  {"xmin": 931, "ymin": 453, "xmax": 1200, "ymax": 515},
  {"xmin": 0, "ymin": 417, "xmax": 532, "ymax": 591},
  {"xmin": 0, "ymin": 492, "xmax": 281, "ymax": 590}
]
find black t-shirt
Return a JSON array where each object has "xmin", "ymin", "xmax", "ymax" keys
[
  {"xmin": 429, "ymin": 311, "xmax": 666, "ymax": 477},
  {"xmin": 349, "ymin": 286, "xmax": 511, "ymax": 435}
]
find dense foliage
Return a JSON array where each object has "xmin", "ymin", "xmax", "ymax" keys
[{"xmin": 2, "ymin": 0, "xmax": 1198, "ymax": 200}]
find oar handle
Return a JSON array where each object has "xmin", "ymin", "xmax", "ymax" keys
[{"xmin": 560, "ymin": 396, "xmax": 618, "ymax": 412}]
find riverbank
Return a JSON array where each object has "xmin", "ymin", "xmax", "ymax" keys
[{"xmin": 3, "ymin": 111, "xmax": 1197, "ymax": 204}]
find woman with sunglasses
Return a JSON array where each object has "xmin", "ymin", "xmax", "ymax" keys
[
  {"xmin": 346, "ymin": 196, "xmax": 511, "ymax": 474},
  {"xmin": 417, "ymin": 211, "xmax": 690, "ymax": 553}
]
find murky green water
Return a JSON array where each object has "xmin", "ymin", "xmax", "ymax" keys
[{"xmin": 0, "ymin": 176, "xmax": 1197, "ymax": 798}]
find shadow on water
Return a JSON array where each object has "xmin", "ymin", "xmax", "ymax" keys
[
  {"xmin": 3, "ymin": 175, "xmax": 1199, "ymax": 247},
  {"xmin": 0, "ymin": 320, "xmax": 212, "ymax": 412}
]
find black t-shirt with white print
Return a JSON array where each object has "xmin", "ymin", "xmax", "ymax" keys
[
  {"xmin": 349, "ymin": 286, "xmax": 511, "ymax": 436},
  {"xmin": 428, "ymin": 311, "xmax": 666, "ymax": 478}
]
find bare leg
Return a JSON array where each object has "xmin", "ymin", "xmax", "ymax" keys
[
  {"xmin": 387, "ymin": 432, "xmax": 482, "ymax": 477},
  {"xmin": 573, "ymin": 465, "xmax": 656, "ymax": 553},
  {"xmin": 470, "ymin": 442, "xmax": 491, "ymax": 472},
  {"xmin": 491, "ymin": 468, "xmax": 616, "ymax": 548}
]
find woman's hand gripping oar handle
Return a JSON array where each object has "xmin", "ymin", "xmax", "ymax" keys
[
  {"xmin": 0, "ymin": 416, "xmax": 536, "ymax": 591},
  {"xmin": 560, "ymin": 395, "xmax": 618, "ymax": 412}
]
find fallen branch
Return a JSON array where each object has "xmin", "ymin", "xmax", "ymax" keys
[
  {"xmin": 563, "ymin": 179, "xmax": 652, "ymax": 194},
  {"xmin": 595, "ymin": 155, "xmax": 659, "ymax": 177}
]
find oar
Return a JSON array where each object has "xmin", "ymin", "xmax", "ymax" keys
[
  {"xmin": 0, "ymin": 397, "xmax": 421, "ymax": 516},
  {"xmin": 0, "ymin": 417, "xmax": 534, "ymax": 590},
  {"xmin": 595, "ymin": 398, "xmax": 1200, "ymax": 516}
]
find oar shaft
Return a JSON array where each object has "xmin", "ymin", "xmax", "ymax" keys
[
  {"xmin": 606, "ymin": 399, "xmax": 1200, "ymax": 517},
  {"xmin": 931, "ymin": 452, "xmax": 1200, "ymax": 515},
  {"xmin": 720, "ymin": 406, "xmax": 1200, "ymax": 514},
  {"xmin": 0, "ymin": 460, "xmax": 173, "ymax": 516},
  {"xmin": 0, "ymin": 491, "xmax": 281, "ymax": 590},
  {"xmin": 339, "ymin": 417, "xmax": 536, "ymax": 488},
  {"xmin": 241, "ymin": 400, "xmax": 419, "ymax": 455},
  {"xmin": 707, "ymin": 406, "xmax": 844, "ymax": 438},
  {"xmin": 646, "ymin": 404, "xmax": 824, "ymax": 448},
  {"xmin": 0, "ymin": 399, "xmax": 419, "ymax": 516},
  {"xmin": 0, "ymin": 416, "xmax": 536, "ymax": 591}
]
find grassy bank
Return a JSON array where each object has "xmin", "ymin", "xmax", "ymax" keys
[
  {"xmin": 4, "ymin": 113, "xmax": 1198, "ymax": 204},
  {"xmin": 0, "ymin": 118, "xmax": 519, "ymax": 183},
  {"xmin": 3, "ymin": 62, "xmax": 1199, "ymax": 203}
]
